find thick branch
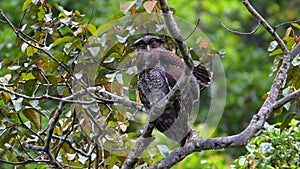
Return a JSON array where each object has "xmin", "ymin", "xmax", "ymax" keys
[
  {"xmin": 149, "ymin": 89, "xmax": 300, "ymax": 169},
  {"xmin": 43, "ymin": 101, "xmax": 64, "ymax": 168},
  {"xmin": 159, "ymin": 0, "xmax": 194, "ymax": 69},
  {"xmin": 121, "ymin": 123, "xmax": 155, "ymax": 169},
  {"xmin": 273, "ymin": 89, "xmax": 300, "ymax": 110}
]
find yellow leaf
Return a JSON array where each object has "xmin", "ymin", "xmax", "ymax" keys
[
  {"xmin": 274, "ymin": 106, "xmax": 283, "ymax": 117},
  {"xmin": 283, "ymin": 27, "xmax": 293, "ymax": 42},
  {"xmin": 6, "ymin": 151, "xmax": 14, "ymax": 161},
  {"xmin": 23, "ymin": 108, "xmax": 41, "ymax": 130},
  {"xmin": 87, "ymin": 24, "xmax": 97, "ymax": 35},
  {"xmin": 22, "ymin": 0, "xmax": 32, "ymax": 11},
  {"xmin": 261, "ymin": 92, "xmax": 269, "ymax": 100}
]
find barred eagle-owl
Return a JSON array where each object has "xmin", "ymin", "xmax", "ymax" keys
[{"xmin": 132, "ymin": 35, "xmax": 211, "ymax": 146}]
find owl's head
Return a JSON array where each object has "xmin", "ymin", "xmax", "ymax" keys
[{"xmin": 132, "ymin": 35, "xmax": 165, "ymax": 52}]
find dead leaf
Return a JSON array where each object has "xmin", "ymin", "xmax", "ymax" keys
[
  {"xmin": 143, "ymin": 0, "xmax": 157, "ymax": 13},
  {"xmin": 120, "ymin": 0, "xmax": 137, "ymax": 14}
]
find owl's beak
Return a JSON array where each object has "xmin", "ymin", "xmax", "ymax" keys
[{"xmin": 147, "ymin": 45, "xmax": 151, "ymax": 52}]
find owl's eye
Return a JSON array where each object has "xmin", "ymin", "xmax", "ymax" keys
[
  {"xmin": 138, "ymin": 43, "xmax": 147, "ymax": 49},
  {"xmin": 149, "ymin": 41, "xmax": 160, "ymax": 48}
]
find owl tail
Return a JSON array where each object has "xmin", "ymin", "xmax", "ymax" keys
[{"xmin": 192, "ymin": 64, "xmax": 213, "ymax": 90}]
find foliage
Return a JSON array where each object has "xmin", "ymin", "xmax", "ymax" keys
[
  {"xmin": 0, "ymin": 0, "xmax": 215, "ymax": 168},
  {"xmin": 232, "ymin": 119, "xmax": 300, "ymax": 169},
  {"xmin": 0, "ymin": 1, "xmax": 92, "ymax": 168}
]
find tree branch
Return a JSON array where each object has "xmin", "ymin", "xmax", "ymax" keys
[
  {"xmin": 273, "ymin": 89, "xmax": 300, "ymax": 110},
  {"xmin": 148, "ymin": 88, "xmax": 300, "ymax": 169},
  {"xmin": 221, "ymin": 21, "xmax": 261, "ymax": 35},
  {"xmin": 242, "ymin": 0, "xmax": 288, "ymax": 53},
  {"xmin": 159, "ymin": 0, "xmax": 194, "ymax": 69},
  {"xmin": 96, "ymin": 87, "xmax": 145, "ymax": 112},
  {"xmin": 0, "ymin": 159, "xmax": 50, "ymax": 165},
  {"xmin": 43, "ymin": 101, "xmax": 64, "ymax": 168}
]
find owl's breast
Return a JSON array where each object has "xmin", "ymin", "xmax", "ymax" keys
[
  {"xmin": 136, "ymin": 51, "xmax": 164, "ymax": 73},
  {"xmin": 136, "ymin": 49, "xmax": 182, "ymax": 78}
]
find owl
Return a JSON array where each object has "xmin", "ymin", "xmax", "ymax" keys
[{"xmin": 132, "ymin": 35, "xmax": 211, "ymax": 146}]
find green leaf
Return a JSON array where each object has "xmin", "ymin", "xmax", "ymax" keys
[
  {"xmin": 1, "ymin": 91, "xmax": 11, "ymax": 104},
  {"xmin": 37, "ymin": 6, "xmax": 46, "ymax": 21},
  {"xmin": 6, "ymin": 150, "xmax": 14, "ymax": 161},
  {"xmin": 23, "ymin": 108, "xmax": 41, "ymax": 130},
  {"xmin": 0, "ymin": 100, "xmax": 5, "ymax": 107},
  {"xmin": 292, "ymin": 23, "xmax": 300, "ymax": 30},
  {"xmin": 254, "ymin": 151, "xmax": 265, "ymax": 161},
  {"xmin": 280, "ymin": 113, "xmax": 296, "ymax": 133},
  {"xmin": 26, "ymin": 46, "xmax": 38, "ymax": 57},
  {"xmin": 22, "ymin": 0, "xmax": 32, "ymax": 11},
  {"xmin": 128, "ymin": 89, "xmax": 137, "ymax": 101},
  {"xmin": 87, "ymin": 24, "xmax": 97, "ymax": 34},
  {"xmin": 52, "ymin": 36, "xmax": 75, "ymax": 47},
  {"xmin": 58, "ymin": 27, "xmax": 73, "ymax": 36},
  {"xmin": 269, "ymin": 48, "xmax": 283, "ymax": 57},
  {"xmin": 24, "ymin": 79, "xmax": 37, "ymax": 96},
  {"xmin": 22, "ymin": 72, "xmax": 36, "ymax": 81},
  {"xmin": 286, "ymin": 37, "xmax": 296, "ymax": 50}
]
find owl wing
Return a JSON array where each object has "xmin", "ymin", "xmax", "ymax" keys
[
  {"xmin": 137, "ymin": 68, "xmax": 190, "ymax": 145},
  {"xmin": 153, "ymin": 49, "xmax": 212, "ymax": 90}
]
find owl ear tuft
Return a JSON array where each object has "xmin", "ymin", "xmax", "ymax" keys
[
  {"xmin": 148, "ymin": 36, "xmax": 166, "ymax": 44},
  {"xmin": 132, "ymin": 35, "xmax": 166, "ymax": 48}
]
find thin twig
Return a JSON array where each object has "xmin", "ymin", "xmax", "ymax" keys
[
  {"xmin": 0, "ymin": 85, "xmax": 109, "ymax": 104},
  {"xmin": 97, "ymin": 87, "xmax": 145, "ymax": 111},
  {"xmin": 274, "ymin": 18, "xmax": 300, "ymax": 30},
  {"xmin": 185, "ymin": 18, "xmax": 201, "ymax": 40},
  {"xmin": 0, "ymin": 159, "xmax": 50, "ymax": 165},
  {"xmin": 221, "ymin": 20, "xmax": 261, "ymax": 35}
]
